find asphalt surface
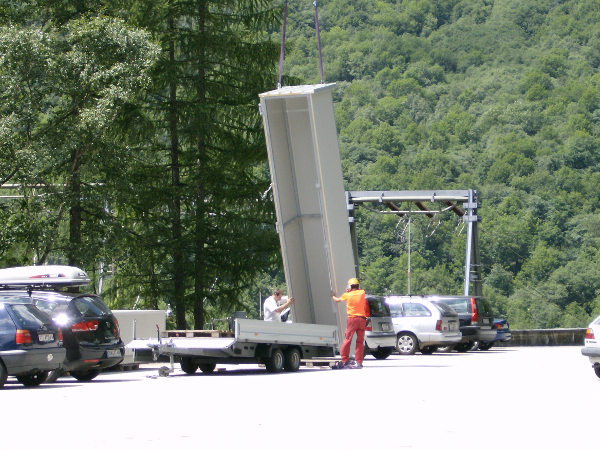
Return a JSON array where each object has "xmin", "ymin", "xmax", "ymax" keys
[{"xmin": 1, "ymin": 346, "xmax": 597, "ymax": 450}]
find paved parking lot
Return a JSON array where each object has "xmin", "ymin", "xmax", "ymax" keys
[{"xmin": 1, "ymin": 346, "xmax": 597, "ymax": 450}]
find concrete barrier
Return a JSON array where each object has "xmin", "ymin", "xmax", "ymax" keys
[{"xmin": 496, "ymin": 328, "xmax": 586, "ymax": 347}]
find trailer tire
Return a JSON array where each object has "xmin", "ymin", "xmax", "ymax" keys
[
  {"xmin": 199, "ymin": 363, "xmax": 216, "ymax": 373},
  {"xmin": 284, "ymin": 348, "xmax": 301, "ymax": 372},
  {"xmin": 180, "ymin": 357, "xmax": 198, "ymax": 374},
  {"xmin": 265, "ymin": 349, "xmax": 284, "ymax": 373}
]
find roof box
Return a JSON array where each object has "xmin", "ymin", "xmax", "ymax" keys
[{"xmin": 0, "ymin": 265, "xmax": 91, "ymax": 288}]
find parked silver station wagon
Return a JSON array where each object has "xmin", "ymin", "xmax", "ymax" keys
[{"xmin": 385, "ymin": 296, "xmax": 462, "ymax": 355}]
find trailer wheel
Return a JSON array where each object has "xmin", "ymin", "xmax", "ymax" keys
[
  {"xmin": 265, "ymin": 349, "xmax": 284, "ymax": 373},
  {"xmin": 284, "ymin": 348, "xmax": 301, "ymax": 372},
  {"xmin": 180, "ymin": 357, "xmax": 198, "ymax": 374},
  {"xmin": 199, "ymin": 363, "xmax": 216, "ymax": 373}
]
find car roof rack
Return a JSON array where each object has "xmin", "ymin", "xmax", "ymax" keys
[{"xmin": 0, "ymin": 265, "xmax": 91, "ymax": 289}]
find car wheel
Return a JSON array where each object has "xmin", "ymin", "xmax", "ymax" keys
[
  {"xmin": 0, "ymin": 361, "xmax": 8, "ymax": 389},
  {"xmin": 454, "ymin": 342, "xmax": 472, "ymax": 353},
  {"xmin": 198, "ymin": 363, "xmax": 216, "ymax": 373},
  {"xmin": 436, "ymin": 345, "xmax": 453, "ymax": 353},
  {"xmin": 17, "ymin": 371, "xmax": 49, "ymax": 387},
  {"xmin": 45, "ymin": 369, "xmax": 63, "ymax": 383},
  {"xmin": 396, "ymin": 333, "xmax": 418, "ymax": 355},
  {"xmin": 71, "ymin": 368, "xmax": 101, "ymax": 381},
  {"xmin": 180, "ymin": 357, "xmax": 199, "ymax": 374},
  {"xmin": 478, "ymin": 342, "xmax": 494, "ymax": 351},
  {"xmin": 420, "ymin": 346, "xmax": 437, "ymax": 355},
  {"xmin": 265, "ymin": 349, "xmax": 284, "ymax": 373},
  {"xmin": 284, "ymin": 348, "xmax": 301, "ymax": 372},
  {"xmin": 594, "ymin": 365, "xmax": 600, "ymax": 379},
  {"xmin": 371, "ymin": 348, "xmax": 393, "ymax": 360}
]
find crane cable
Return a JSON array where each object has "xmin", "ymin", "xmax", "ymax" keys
[{"xmin": 277, "ymin": 1, "xmax": 325, "ymax": 89}]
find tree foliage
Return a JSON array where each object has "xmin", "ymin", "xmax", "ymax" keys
[{"xmin": 277, "ymin": 0, "xmax": 600, "ymax": 329}]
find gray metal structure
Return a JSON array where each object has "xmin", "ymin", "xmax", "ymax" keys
[
  {"xmin": 346, "ymin": 190, "xmax": 482, "ymax": 297},
  {"xmin": 259, "ymin": 84, "xmax": 355, "ymax": 333}
]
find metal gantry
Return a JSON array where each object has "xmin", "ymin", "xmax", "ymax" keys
[{"xmin": 346, "ymin": 189, "xmax": 482, "ymax": 297}]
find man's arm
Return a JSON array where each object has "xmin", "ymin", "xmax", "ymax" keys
[
  {"xmin": 330, "ymin": 291, "xmax": 344, "ymax": 303},
  {"xmin": 275, "ymin": 297, "xmax": 295, "ymax": 312}
]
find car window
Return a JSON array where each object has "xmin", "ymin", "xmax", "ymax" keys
[
  {"xmin": 9, "ymin": 304, "xmax": 52, "ymax": 328},
  {"xmin": 367, "ymin": 298, "xmax": 390, "ymax": 317},
  {"xmin": 0, "ymin": 304, "xmax": 15, "ymax": 328},
  {"xmin": 35, "ymin": 300, "xmax": 62, "ymax": 314},
  {"xmin": 0, "ymin": 293, "xmax": 31, "ymax": 303},
  {"xmin": 432, "ymin": 302, "xmax": 457, "ymax": 317},
  {"xmin": 388, "ymin": 303, "xmax": 402, "ymax": 318},
  {"xmin": 68, "ymin": 296, "xmax": 112, "ymax": 318},
  {"xmin": 403, "ymin": 303, "xmax": 431, "ymax": 317},
  {"xmin": 476, "ymin": 299, "xmax": 492, "ymax": 314},
  {"xmin": 441, "ymin": 299, "xmax": 469, "ymax": 313}
]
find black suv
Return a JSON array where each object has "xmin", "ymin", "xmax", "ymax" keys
[
  {"xmin": 428, "ymin": 295, "xmax": 496, "ymax": 352},
  {"xmin": 0, "ymin": 302, "xmax": 66, "ymax": 388},
  {"xmin": 0, "ymin": 289, "xmax": 125, "ymax": 381}
]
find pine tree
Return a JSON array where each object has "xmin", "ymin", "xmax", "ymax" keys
[{"xmin": 124, "ymin": 0, "xmax": 282, "ymax": 329}]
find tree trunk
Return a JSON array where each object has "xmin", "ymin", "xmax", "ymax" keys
[
  {"xmin": 193, "ymin": 0, "xmax": 207, "ymax": 331},
  {"xmin": 68, "ymin": 146, "xmax": 83, "ymax": 266},
  {"xmin": 169, "ymin": 17, "xmax": 187, "ymax": 330}
]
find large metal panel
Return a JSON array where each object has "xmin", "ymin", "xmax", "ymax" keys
[{"xmin": 259, "ymin": 84, "xmax": 356, "ymax": 333}]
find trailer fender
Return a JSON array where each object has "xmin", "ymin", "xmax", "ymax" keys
[{"xmin": 255, "ymin": 343, "xmax": 279, "ymax": 359}]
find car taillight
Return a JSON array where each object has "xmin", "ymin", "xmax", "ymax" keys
[
  {"xmin": 470, "ymin": 297, "xmax": 478, "ymax": 325},
  {"xmin": 57, "ymin": 329, "xmax": 63, "ymax": 343},
  {"xmin": 435, "ymin": 320, "xmax": 442, "ymax": 331},
  {"xmin": 113, "ymin": 317, "xmax": 120, "ymax": 337},
  {"xmin": 365, "ymin": 318, "xmax": 372, "ymax": 331},
  {"xmin": 71, "ymin": 319, "xmax": 99, "ymax": 332},
  {"xmin": 16, "ymin": 329, "xmax": 33, "ymax": 344},
  {"xmin": 586, "ymin": 328, "xmax": 595, "ymax": 339}
]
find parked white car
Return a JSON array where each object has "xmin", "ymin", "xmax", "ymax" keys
[
  {"xmin": 385, "ymin": 296, "xmax": 462, "ymax": 355},
  {"xmin": 581, "ymin": 314, "xmax": 600, "ymax": 378}
]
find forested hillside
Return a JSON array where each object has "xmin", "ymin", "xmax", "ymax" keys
[
  {"xmin": 278, "ymin": 0, "xmax": 600, "ymax": 328},
  {"xmin": 1, "ymin": 0, "xmax": 599, "ymax": 330}
]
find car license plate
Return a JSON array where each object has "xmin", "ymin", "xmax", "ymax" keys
[
  {"xmin": 38, "ymin": 333, "xmax": 54, "ymax": 342},
  {"xmin": 381, "ymin": 323, "xmax": 391, "ymax": 332},
  {"xmin": 106, "ymin": 349, "xmax": 121, "ymax": 358},
  {"xmin": 449, "ymin": 323, "xmax": 457, "ymax": 331},
  {"xmin": 482, "ymin": 318, "xmax": 490, "ymax": 324}
]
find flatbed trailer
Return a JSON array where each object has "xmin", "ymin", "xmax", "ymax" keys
[{"xmin": 128, "ymin": 319, "xmax": 340, "ymax": 374}]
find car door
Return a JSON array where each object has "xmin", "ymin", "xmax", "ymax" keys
[{"xmin": 402, "ymin": 302, "xmax": 434, "ymax": 343}]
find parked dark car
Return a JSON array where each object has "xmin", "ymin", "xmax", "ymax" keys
[
  {"xmin": 428, "ymin": 295, "xmax": 496, "ymax": 352},
  {"xmin": 0, "ymin": 302, "xmax": 66, "ymax": 388},
  {"xmin": 476, "ymin": 318, "xmax": 511, "ymax": 350},
  {"xmin": 363, "ymin": 295, "xmax": 396, "ymax": 359},
  {"xmin": 0, "ymin": 290, "xmax": 125, "ymax": 381}
]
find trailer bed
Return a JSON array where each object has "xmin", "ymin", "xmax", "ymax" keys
[{"xmin": 127, "ymin": 319, "xmax": 340, "ymax": 373}]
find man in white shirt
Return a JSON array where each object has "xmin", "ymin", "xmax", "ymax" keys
[{"xmin": 263, "ymin": 288, "xmax": 295, "ymax": 321}]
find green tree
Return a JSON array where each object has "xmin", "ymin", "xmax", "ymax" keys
[
  {"xmin": 0, "ymin": 17, "xmax": 158, "ymax": 269},
  {"xmin": 125, "ymin": 0, "xmax": 282, "ymax": 329}
]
